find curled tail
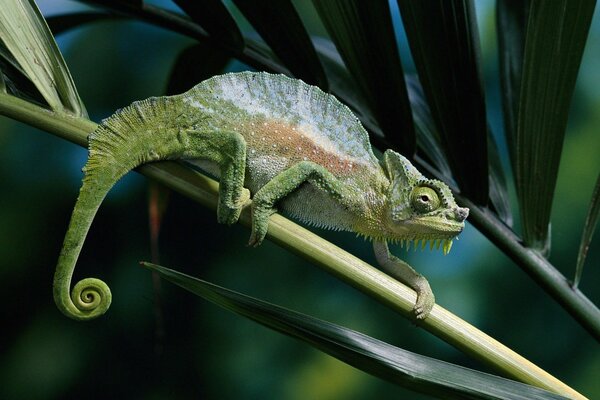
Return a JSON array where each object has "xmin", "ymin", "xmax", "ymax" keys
[
  {"xmin": 53, "ymin": 167, "xmax": 122, "ymax": 320},
  {"xmin": 54, "ymin": 96, "xmax": 190, "ymax": 320}
]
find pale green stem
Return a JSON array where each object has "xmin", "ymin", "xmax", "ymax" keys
[{"xmin": 0, "ymin": 93, "xmax": 587, "ymax": 400}]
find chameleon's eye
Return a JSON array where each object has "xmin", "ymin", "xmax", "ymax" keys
[{"xmin": 411, "ymin": 186, "xmax": 441, "ymax": 213}]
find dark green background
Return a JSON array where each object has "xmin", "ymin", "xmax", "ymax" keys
[{"xmin": 0, "ymin": 1, "xmax": 598, "ymax": 399}]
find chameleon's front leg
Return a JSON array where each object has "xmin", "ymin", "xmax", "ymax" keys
[
  {"xmin": 187, "ymin": 129, "xmax": 250, "ymax": 224},
  {"xmin": 373, "ymin": 240, "xmax": 434, "ymax": 319},
  {"xmin": 248, "ymin": 161, "xmax": 350, "ymax": 246}
]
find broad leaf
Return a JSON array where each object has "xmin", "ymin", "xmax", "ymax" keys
[
  {"xmin": 312, "ymin": 0, "xmax": 415, "ymax": 155},
  {"xmin": 574, "ymin": 173, "xmax": 600, "ymax": 287},
  {"xmin": 143, "ymin": 262, "xmax": 568, "ymax": 400},
  {"xmin": 503, "ymin": 0, "xmax": 596, "ymax": 252},
  {"xmin": 233, "ymin": 0, "xmax": 327, "ymax": 88},
  {"xmin": 397, "ymin": 0, "xmax": 488, "ymax": 204},
  {"xmin": 0, "ymin": 0, "xmax": 86, "ymax": 116}
]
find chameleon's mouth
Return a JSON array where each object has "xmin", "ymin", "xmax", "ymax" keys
[
  {"xmin": 393, "ymin": 237, "xmax": 457, "ymax": 255},
  {"xmin": 395, "ymin": 217, "xmax": 465, "ymax": 255}
]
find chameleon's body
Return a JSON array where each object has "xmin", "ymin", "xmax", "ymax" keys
[{"xmin": 54, "ymin": 72, "xmax": 468, "ymax": 321}]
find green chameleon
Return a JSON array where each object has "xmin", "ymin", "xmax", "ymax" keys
[{"xmin": 54, "ymin": 71, "xmax": 468, "ymax": 322}]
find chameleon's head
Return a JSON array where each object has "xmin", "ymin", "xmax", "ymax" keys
[{"xmin": 382, "ymin": 150, "xmax": 468, "ymax": 254}]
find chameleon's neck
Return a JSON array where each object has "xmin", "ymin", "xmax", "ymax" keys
[{"xmin": 351, "ymin": 192, "xmax": 393, "ymax": 242}]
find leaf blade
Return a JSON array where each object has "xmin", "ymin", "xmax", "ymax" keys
[
  {"xmin": 232, "ymin": 0, "xmax": 327, "ymax": 88},
  {"xmin": 143, "ymin": 262, "xmax": 569, "ymax": 400},
  {"xmin": 511, "ymin": 0, "xmax": 596, "ymax": 251},
  {"xmin": 0, "ymin": 0, "xmax": 86, "ymax": 116},
  {"xmin": 574, "ymin": 172, "xmax": 600, "ymax": 287},
  {"xmin": 312, "ymin": 0, "xmax": 415, "ymax": 155},
  {"xmin": 397, "ymin": 0, "xmax": 488, "ymax": 204}
]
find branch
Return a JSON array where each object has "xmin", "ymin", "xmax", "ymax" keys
[{"xmin": 0, "ymin": 93, "xmax": 587, "ymax": 400}]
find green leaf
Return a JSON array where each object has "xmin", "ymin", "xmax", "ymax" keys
[
  {"xmin": 232, "ymin": 0, "xmax": 327, "ymax": 88},
  {"xmin": 497, "ymin": 0, "xmax": 529, "ymax": 166},
  {"xmin": 312, "ymin": 0, "xmax": 415, "ymax": 155},
  {"xmin": 574, "ymin": 173, "xmax": 600, "ymax": 288},
  {"xmin": 165, "ymin": 42, "xmax": 230, "ymax": 95},
  {"xmin": 405, "ymin": 75, "xmax": 453, "ymax": 183},
  {"xmin": 488, "ymin": 132, "xmax": 513, "ymax": 227},
  {"xmin": 142, "ymin": 262, "xmax": 568, "ymax": 400},
  {"xmin": 0, "ymin": 0, "xmax": 86, "ymax": 116},
  {"xmin": 505, "ymin": 0, "xmax": 597, "ymax": 252},
  {"xmin": 311, "ymin": 37, "xmax": 378, "ymax": 131},
  {"xmin": 0, "ymin": 41, "xmax": 45, "ymax": 104},
  {"xmin": 173, "ymin": 0, "xmax": 244, "ymax": 52},
  {"xmin": 397, "ymin": 0, "xmax": 488, "ymax": 204}
]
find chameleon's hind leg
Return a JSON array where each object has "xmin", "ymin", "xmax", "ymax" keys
[
  {"xmin": 248, "ymin": 161, "xmax": 353, "ymax": 246},
  {"xmin": 187, "ymin": 129, "xmax": 250, "ymax": 225}
]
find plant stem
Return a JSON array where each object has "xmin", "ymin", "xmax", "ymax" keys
[
  {"xmin": 457, "ymin": 196, "xmax": 600, "ymax": 340},
  {"xmin": 0, "ymin": 93, "xmax": 588, "ymax": 399}
]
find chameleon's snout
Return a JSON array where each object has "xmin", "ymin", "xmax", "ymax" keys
[{"xmin": 455, "ymin": 207, "xmax": 469, "ymax": 222}]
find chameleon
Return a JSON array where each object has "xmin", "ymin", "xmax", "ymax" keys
[{"xmin": 53, "ymin": 71, "xmax": 468, "ymax": 321}]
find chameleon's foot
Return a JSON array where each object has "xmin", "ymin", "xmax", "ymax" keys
[
  {"xmin": 217, "ymin": 188, "xmax": 251, "ymax": 225},
  {"xmin": 247, "ymin": 218, "xmax": 268, "ymax": 247},
  {"xmin": 248, "ymin": 202, "xmax": 273, "ymax": 247},
  {"xmin": 413, "ymin": 278, "xmax": 435, "ymax": 319}
]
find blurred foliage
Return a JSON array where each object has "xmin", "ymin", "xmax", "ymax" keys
[{"xmin": 0, "ymin": 0, "xmax": 598, "ymax": 399}]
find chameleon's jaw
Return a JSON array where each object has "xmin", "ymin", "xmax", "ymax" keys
[{"xmin": 387, "ymin": 215, "xmax": 466, "ymax": 255}]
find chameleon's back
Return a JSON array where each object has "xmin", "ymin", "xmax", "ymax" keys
[
  {"xmin": 184, "ymin": 73, "xmax": 384, "ymax": 188},
  {"xmin": 182, "ymin": 72, "xmax": 389, "ymax": 228}
]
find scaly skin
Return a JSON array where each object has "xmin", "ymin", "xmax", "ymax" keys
[{"xmin": 53, "ymin": 72, "xmax": 468, "ymax": 321}]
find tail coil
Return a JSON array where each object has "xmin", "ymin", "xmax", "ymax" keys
[{"xmin": 54, "ymin": 96, "xmax": 180, "ymax": 320}]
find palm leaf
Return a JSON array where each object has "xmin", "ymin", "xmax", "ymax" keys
[
  {"xmin": 0, "ymin": 0, "xmax": 86, "ymax": 116},
  {"xmin": 397, "ymin": 0, "xmax": 488, "ymax": 204},
  {"xmin": 312, "ymin": 0, "xmax": 415, "ymax": 155},
  {"xmin": 232, "ymin": 0, "xmax": 327, "ymax": 88},
  {"xmin": 574, "ymin": 173, "xmax": 600, "ymax": 287},
  {"xmin": 142, "ymin": 262, "xmax": 569, "ymax": 400},
  {"xmin": 500, "ymin": 0, "xmax": 596, "ymax": 251}
]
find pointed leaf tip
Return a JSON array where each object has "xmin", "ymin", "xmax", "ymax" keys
[{"xmin": 574, "ymin": 173, "xmax": 600, "ymax": 288}]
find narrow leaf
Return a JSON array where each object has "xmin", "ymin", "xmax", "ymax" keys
[
  {"xmin": 488, "ymin": 132, "xmax": 513, "ymax": 227},
  {"xmin": 173, "ymin": 0, "xmax": 244, "ymax": 52},
  {"xmin": 0, "ymin": 0, "xmax": 86, "ymax": 116},
  {"xmin": 574, "ymin": 173, "xmax": 600, "ymax": 287},
  {"xmin": 143, "ymin": 262, "xmax": 568, "ymax": 400},
  {"xmin": 165, "ymin": 42, "xmax": 230, "ymax": 95},
  {"xmin": 497, "ymin": 0, "xmax": 529, "ymax": 165},
  {"xmin": 397, "ymin": 0, "xmax": 488, "ymax": 204},
  {"xmin": 405, "ymin": 75, "xmax": 453, "ymax": 183},
  {"xmin": 0, "ymin": 41, "xmax": 45, "ymax": 105},
  {"xmin": 509, "ymin": 0, "xmax": 596, "ymax": 251},
  {"xmin": 232, "ymin": 0, "xmax": 327, "ymax": 88},
  {"xmin": 312, "ymin": 0, "xmax": 415, "ymax": 155}
]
